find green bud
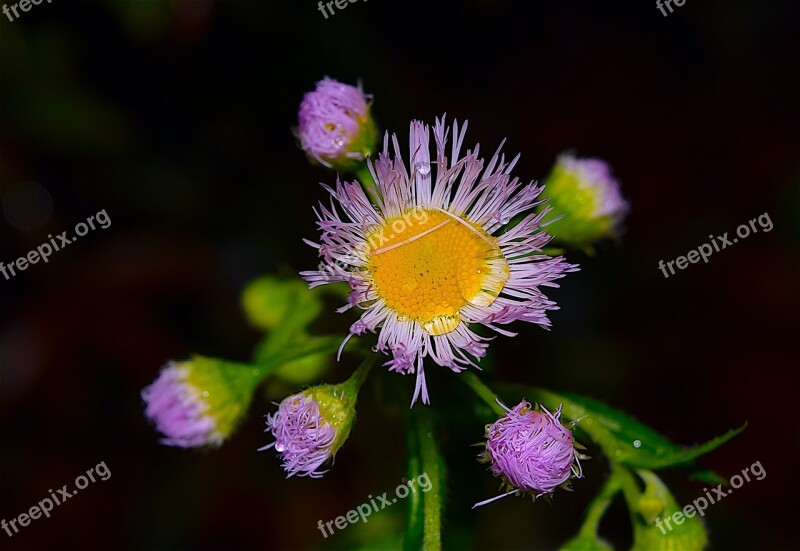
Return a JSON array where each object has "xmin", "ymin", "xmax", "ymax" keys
[
  {"xmin": 142, "ymin": 355, "xmax": 264, "ymax": 448},
  {"xmin": 540, "ymin": 154, "xmax": 629, "ymax": 248},
  {"xmin": 631, "ymin": 470, "xmax": 708, "ymax": 551},
  {"xmin": 242, "ymin": 276, "xmax": 320, "ymax": 331}
]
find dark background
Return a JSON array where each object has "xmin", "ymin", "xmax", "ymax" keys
[{"xmin": 1, "ymin": 0, "xmax": 798, "ymax": 549}]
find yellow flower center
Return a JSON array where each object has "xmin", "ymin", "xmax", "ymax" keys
[{"xmin": 365, "ymin": 209, "xmax": 510, "ymax": 336}]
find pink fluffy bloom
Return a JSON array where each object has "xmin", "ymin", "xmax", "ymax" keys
[
  {"xmin": 301, "ymin": 117, "xmax": 577, "ymax": 405},
  {"xmin": 475, "ymin": 400, "xmax": 584, "ymax": 508},
  {"xmin": 297, "ymin": 77, "xmax": 377, "ymax": 170},
  {"xmin": 142, "ymin": 357, "xmax": 260, "ymax": 448},
  {"xmin": 260, "ymin": 385, "xmax": 356, "ymax": 478},
  {"xmin": 141, "ymin": 362, "xmax": 222, "ymax": 448}
]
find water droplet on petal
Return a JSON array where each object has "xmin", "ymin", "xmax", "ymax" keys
[
  {"xmin": 333, "ymin": 136, "xmax": 345, "ymax": 148},
  {"xmin": 275, "ymin": 443, "xmax": 285, "ymax": 452},
  {"xmin": 415, "ymin": 162, "xmax": 431, "ymax": 175}
]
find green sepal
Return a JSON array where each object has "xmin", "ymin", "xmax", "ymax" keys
[{"xmin": 183, "ymin": 355, "xmax": 263, "ymax": 440}]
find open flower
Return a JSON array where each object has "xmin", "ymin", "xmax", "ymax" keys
[
  {"xmin": 475, "ymin": 400, "xmax": 585, "ymax": 508},
  {"xmin": 141, "ymin": 357, "xmax": 259, "ymax": 448},
  {"xmin": 297, "ymin": 77, "xmax": 377, "ymax": 171},
  {"xmin": 540, "ymin": 153, "xmax": 629, "ymax": 247},
  {"xmin": 260, "ymin": 384, "xmax": 358, "ymax": 478},
  {"xmin": 301, "ymin": 117, "xmax": 576, "ymax": 404}
]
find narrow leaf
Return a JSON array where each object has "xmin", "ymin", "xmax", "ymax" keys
[{"xmin": 501, "ymin": 384, "xmax": 744, "ymax": 473}]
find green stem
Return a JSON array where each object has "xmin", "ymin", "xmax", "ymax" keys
[
  {"xmin": 577, "ymin": 476, "xmax": 621, "ymax": 539},
  {"xmin": 419, "ymin": 413, "xmax": 444, "ymax": 551},
  {"xmin": 461, "ymin": 372, "xmax": 506, "ymax": 416},
  {"xmin": 405, "ymin": 416, "xmax": 424, "ymax": 550},
  {"xmin": 251, "ymin": 334, "xmax": 345, "ymax": 379},
  {"xmin": 610, "ymin": 463, "xmax": 642, "ymax": 517},
  {"xmin": 342, "ymin": 354, "xmax": 376, "ymax": 393}
]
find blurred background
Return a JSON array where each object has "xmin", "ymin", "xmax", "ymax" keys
[{"xmin": 1, "ymin": 0, "xmax": 798, "ymax": 549}]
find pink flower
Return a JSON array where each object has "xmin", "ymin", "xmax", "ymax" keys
[
  {"xmin": 141, "ymin": 362, "xmax": 222, "ymax": 448},
  {"xmin": 301, "ymin": 117, "xmax": 577, "ymax": 405},
  {"xmin": 260, "ymin": 385, "xmax": 357, "ymax": 478},
  {"xmin": 141, "ymin": 357, "xmax": 261, "ymax": 448},
  {"xmin": 475, "ymin": 400, "xmax": 584, "ymax": 507},
  {"xmin": 297, "ymin": 77, "xmax": 377, "ymax": 170}
]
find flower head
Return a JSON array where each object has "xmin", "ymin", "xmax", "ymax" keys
[
  {"xmin": 540, "ymin": 153, "xmax": 629, "ymax": 246},
  {"xmin": 475, "ymin": 400, "xmax": 584, "ymax": 507},
  {"xmin": 261, "ymin": 383, "xmax": 357, "ymax": 478},
  {"xmin": 141, "ymin": 357, "xmax": 259, "ymax": 448},
  {"xmin": 301, "ymin": 117, "xmax": 576, "ymax": 405},
  {"xmin": 297, "ymin": 77, "xmax": 377, "ymax": 171}
]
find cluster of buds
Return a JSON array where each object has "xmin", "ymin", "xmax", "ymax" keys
[{"xmin": 142, "ymin": 77, "xmax": 615, "ymax": 505}]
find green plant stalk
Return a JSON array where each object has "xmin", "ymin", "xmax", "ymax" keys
[
  {"xmin": 577, "ymin": 476, "xmax": 621, "ymax": 540},
  {"xmin": 404, "ymin": 416, "xmax": 424, "ymax": 551},
  {"xmin": 404, "ymin": 411, "xmax": 445, "ymax": 551},
  {"xmin": 252, "ymin": 334, "xmax": 344, "ymax": 376},
  {"xmin": 339, "ymin": 354, "xmax": 376, "ymax": 395},
  {"xmin": 418, "ymin": 413, "xmax": 444, "ymax": 551},
  {"xmin": 461, "ymin": 372, "xmax": 506, "ymax": 417}
]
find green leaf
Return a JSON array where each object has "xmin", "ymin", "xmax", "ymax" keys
[
  {"xmin": 677, "ymin": 467, "xmax": 727, "ymax": 486},
  {"xmin": 502, "ymin": 385, "xmax": 745, "ymax": 473}
]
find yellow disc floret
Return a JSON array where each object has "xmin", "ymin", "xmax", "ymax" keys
[{"xmin": 365, "ymin": 209, "xmax": 510, "ymax": 336}]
